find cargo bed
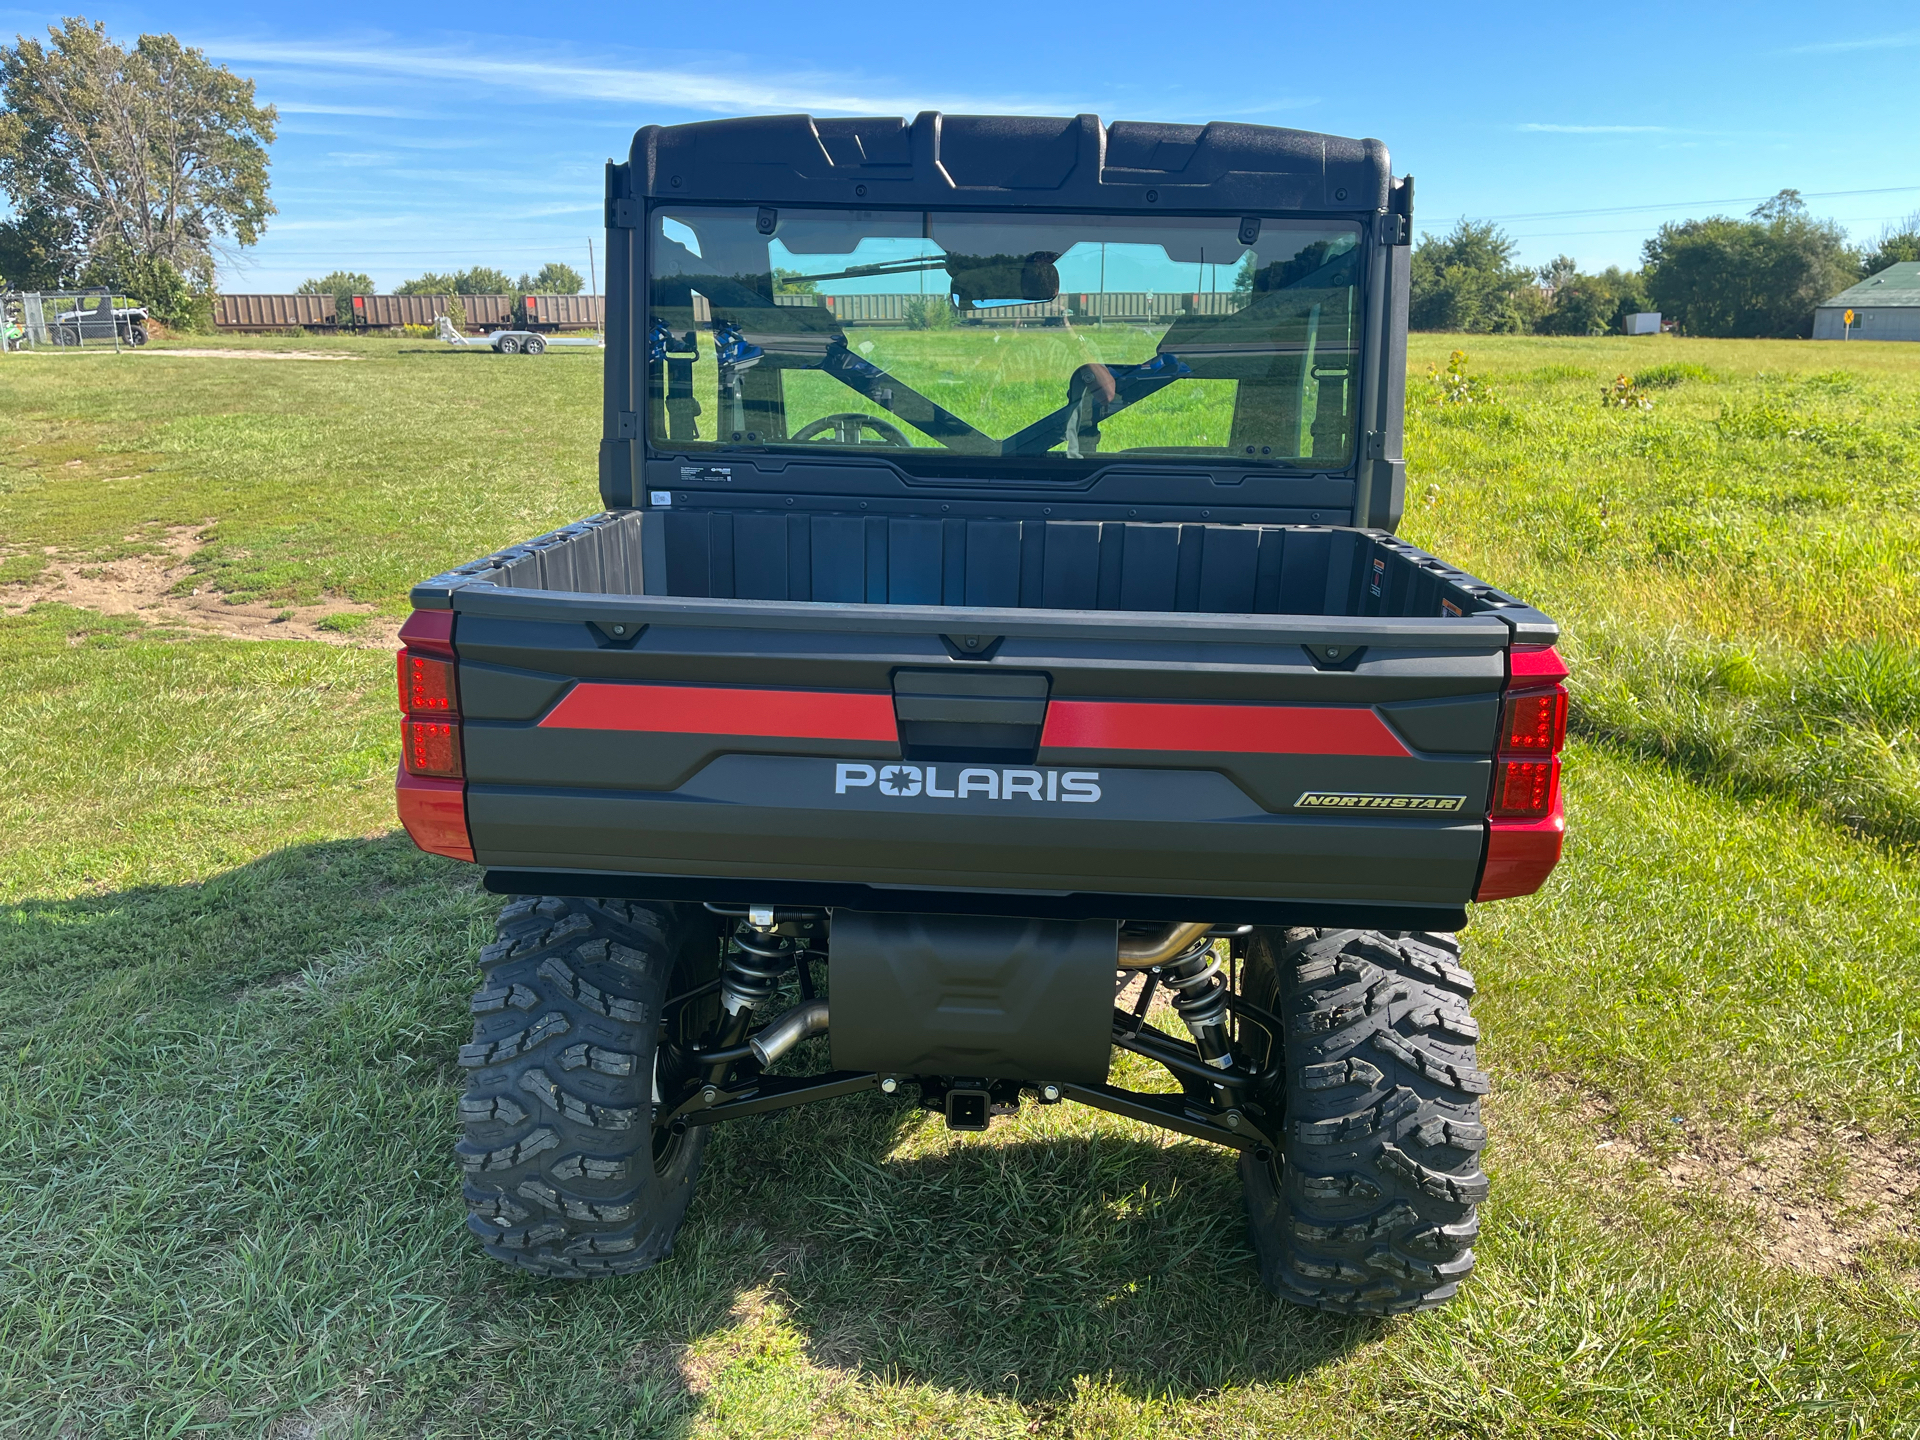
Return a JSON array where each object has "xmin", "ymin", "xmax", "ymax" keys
[{"xmin": 402, "ymin": 510, "xmax": 1560, "ymax": 930}]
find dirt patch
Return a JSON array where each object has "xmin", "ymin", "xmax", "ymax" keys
[
  {"xmin": 139, "ymin": 348, "xmax": 360, "ymax": 361},
  {"xmin": 0, "ymin": 525, "xmax": 397, "ymax": 647},
  {"xmin": 1643, "ymin": 1123, "xmax": 1918, "ymax": 1275},
  {"xmin": 266, "ymin": 1396, "xmax": 366, "ymax": 1440},
  {"xmin": 1516, "ymin": 1077, "xmax": 1919, "ymax": 1276}
]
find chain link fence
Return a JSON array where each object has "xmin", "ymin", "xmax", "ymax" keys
[{"xmin": 3, "ymin": 290, "xmax": 151, "ymax": 352}]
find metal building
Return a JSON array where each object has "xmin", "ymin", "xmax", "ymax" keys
[{"xmin": 1813, "ymin": 262, "xmax": 1920, "ymax": 341}]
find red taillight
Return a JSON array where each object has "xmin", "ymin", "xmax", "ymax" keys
[
  {"xmin": 1492, "ymin": 757, "xmax": 1558, "ymax": 818},
  {"xmin": 399, "ymin": 652, "xmax": 458, "ymax": 714},
  {"xmin": 395, "ymin": 608, "xmax": 471, "ymax": 859},
  {"xmin": 1477, "ymin": 645, "xmax": 1570, "ymax": 901},
  {"xmin": 1500, "ymin": 689, "xmax": 1567, "ymax": 754},
  {"xmin": 403, "ymin": 718, "xmax": 463, "ymax": 777}
]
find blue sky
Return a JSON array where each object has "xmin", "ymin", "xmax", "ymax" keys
[{"xmin": 5, "ymin": 1, "xmax": 1917, "ymax": 292}]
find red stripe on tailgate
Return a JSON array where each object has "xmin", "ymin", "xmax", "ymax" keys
[
  {"xmin": 1041, "ymin": 699, "xmax": 1411, "ymax": 756},
  {"xmin": 539, "ymin": 682, "xmax": 898, "ymax": 742}
]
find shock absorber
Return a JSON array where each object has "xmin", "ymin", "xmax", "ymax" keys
[
  {"xmin": 1157, "ymin": 935, "xmax": 1238, "ymax": 1084},
  {"xmin": 704, "ymin": 906, "xmax": 812, "ymax": 1084}
]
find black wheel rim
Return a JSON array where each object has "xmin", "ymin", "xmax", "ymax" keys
[{"xmin": 651, "ymin": 948, "xmax": 709, "ymax": 1173}]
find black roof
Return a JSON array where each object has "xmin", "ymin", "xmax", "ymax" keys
[{"xmin": 629, "ymin": 113, "xmax": 1392, "ymax": 214}]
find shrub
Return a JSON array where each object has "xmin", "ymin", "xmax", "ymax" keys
[
  {"xmin": 1409, "ymin": 220, "xmax": 1540, "ymax": 333},
  {"xmin": 904, "ymin": 296, "xmax": 953, "ymax": 330},
  {"xmin": 1427, "ymin": 349, "xmax": 1491, "ymax": 403},
  {"xmin": 1633, "ymin": 362, "xmax": 1720, "ymax": 388},
  {"xmin": 1601, "ymin": 374, "xmax": 1654, "ymax": 410}
]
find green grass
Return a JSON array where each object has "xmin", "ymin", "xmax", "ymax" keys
[
  {"xmin": 0, "ymin": 336, "xmax": 601, "ymax": 609},
  {"xmin": 3, "ymin": 336, "xmax": 1920, "ymax": 1437},
  {"xmin": 1401, "ymin": 335, "xmax": 1920, "ymax": 850},
  {"xmin": 697, "ymin": 324, "xmax": 1292, "ymax": 456}
]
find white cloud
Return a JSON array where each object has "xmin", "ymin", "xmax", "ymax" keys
[
  {"xmin": 208, "ymin": 33, "xmax": 1315, "ymax": 123},
  {"xmin": 204, "ymin": 36, "xmax": 1062, "ymax": 116},
  {"xmin": 1518, "ymin": 123, "xmax": 1670, "ymax": 134},
  {"xmin": 275, "ymin": 101, "xmax": 432, "ymax": 118},
  {"xmin": 1790, "ymin": 30, "xmax": 1920, "ymax": 53}
]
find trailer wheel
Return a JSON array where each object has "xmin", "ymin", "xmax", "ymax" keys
[
  {"xmin": 1237, "ymin": 927, "xmax": 1487, "ymax": 1315},
  {"xmin": 497, "ymin": 335, "xmax": 521, "ymax": 354},
  {"xmin": 456, "ymin": 896, "xmax": 723, "ymax": 1276},
  {"xmin": 523, "ymin": 335, "xmax": 547, "ymax": 355}
]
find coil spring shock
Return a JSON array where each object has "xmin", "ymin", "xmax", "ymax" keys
[
  {"xmin": 1157, "ymin": 936, "xmax": 1237, "ymax": 1078},
  {"xmin": 722, "ymin": 927, "xmax": 795, "ymax": 1016},
  {"xmin": 703, "ymin": 913, "xmax": 819, "ymax": 1083}
]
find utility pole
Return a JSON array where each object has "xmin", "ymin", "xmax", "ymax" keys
[{"xmin": 588, "ymin": 239, "xmax": 600, "ymax": 333}]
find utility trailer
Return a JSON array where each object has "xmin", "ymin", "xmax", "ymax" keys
[
  {"xmin": 434, "ymin": 315, "xmax": 603, "ymax": 355},
  {"xmin": 395, "ymin": 112, "xmax": 1569, "ymax": 1314}
]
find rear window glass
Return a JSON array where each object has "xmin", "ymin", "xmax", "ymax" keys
[{"xmin": 648, "ymin": 207, "xmax": 1363, "ymax": 474}]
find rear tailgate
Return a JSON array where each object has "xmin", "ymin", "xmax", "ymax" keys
[{"xmin": 440, "ymin": 589, "xmax": 1515, "ymax": 927}]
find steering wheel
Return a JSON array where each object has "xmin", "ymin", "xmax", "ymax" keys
[{"xmin": 790, "ymin": 412, "xmax": 914, "ymax": 447}]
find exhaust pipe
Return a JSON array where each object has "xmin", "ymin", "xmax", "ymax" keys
[
  {"xmin": 1116, "ymin": 921, "xmax": 1214, "ymax": 969},
  {"xmin": 748, "ymin": 999, "xmax": 830, "ymax": 1067}
]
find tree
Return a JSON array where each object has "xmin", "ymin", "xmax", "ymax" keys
[
  {"xmin": 0, "ymin": 206, "xmax": 78, "ymax": 288},
  {"xmin": 394, "ymin": 271, "xmax": 454, "ymax": 295},
  {"xmin": 1643, "ymin": 190, "xmax": 1858, "ymax": 338},
  {"xmin": 772, "ymin": 266, "xmax": 816, "ymax": 295},
  {"xmin": 298, "ymin": 269, "xmax": 373, "ymax": 324},
  {"xmin": 1537, "ymin": 262, "xmax": 1652, "ymax": 336},
  {"xmin": 1860, "ymin": 209, "xmax": 1920, "ymax": 277},
  {"xmin": 395, "ymin": 266, "xmax": 516, "ymax": 296},
  {"xmin": 0, "ymin": 19, "xmax": 275, "ymax": 327},
  {"xmin": 517, "ymin": 261, "xmax": 582, "ymax": 294},
  {"xmin": 453, "ymin": 266, "xmax": 514, "ymax": 294},
  {"xmin": 1538, "ymin": 254, "xmax": 1581, "ymax": 297},
  {"xmin": 1409, "ymin": 219, "xmax": 1539, "ymax": 333}
]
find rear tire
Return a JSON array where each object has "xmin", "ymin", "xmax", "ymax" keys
[
  {"xmin": 1238, "ymin": 927, "xmax": 1487, "ymax": 1314},
  {"xmin": 127, "ymin": 323, "xmax": 148, "ymax": 346},
  {"xmin": 523, "ymin": 335, "xmax": 547, "ymax": 355},
  {"xmin": 457, "ymin": 896, "xmax": 722, "ymax": 1276}
]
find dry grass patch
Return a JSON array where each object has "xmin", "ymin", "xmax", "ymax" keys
[
  {"xmin": 0, "ymin": 524, "xmax": 393, "ymax": 646},
  {"xmin": 1499, "ymin": 1074, "xmax": 1919, "ymax": 1277}
]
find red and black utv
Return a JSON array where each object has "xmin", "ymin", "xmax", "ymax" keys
[{"xmin": 396, "ymin": 112, "xmax": 1567, "ymax": 1314}]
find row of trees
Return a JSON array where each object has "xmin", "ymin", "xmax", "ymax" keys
[
  {"xmin": 0, "ymin": 18, "xmax": 276, "ymax": 327},
  {"xmin": 1412, "ymin": 193, "xmax": 1920, "ymax": 338},
  {"xmin": 293, "ymin": 263, "xmax": 585, "ymax": 325},
  {"xmin": 295, "ymin": 263, "xmax": 587, "ymax": 319}
]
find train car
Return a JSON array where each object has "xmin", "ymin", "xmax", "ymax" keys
[
  {"xmin": 520, "ymin": 294, "xmax": 605, "ymax": 331},
  {"xmin": 454, "ymin": 294, "xmax": 517, "ymax": 332},
  {"xmin": 350, "ymin": 294, "xmax": 451, "ymax": 329},
  {"xmin": 212, "ymin": 294, "xmax": 338, "ymax": 331}
]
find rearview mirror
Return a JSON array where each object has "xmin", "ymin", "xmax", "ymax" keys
[{"xmin": 946, "ymin": 251, "xmax": 1060, "ymax": 308}]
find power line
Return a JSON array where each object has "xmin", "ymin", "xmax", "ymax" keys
[
  {"xmin": 1506, "ymin": 213, "xmax": 1913, "ymax": 242},
  {"xmin": 1480, "ymin": 183, "xmax": 1920, "ymax": 223},
  {"xmin": 236, "ymin": 246, "xmax": 594, "ymax": 260}
]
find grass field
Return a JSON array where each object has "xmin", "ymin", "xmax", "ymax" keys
[
  {"xmin": 680, "ymin": 320, "xmax": 1323, "ymax": 457},
  {"xmin": 2, "ymin": 332, "xmax": 1918, "ymax": 1438}
]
